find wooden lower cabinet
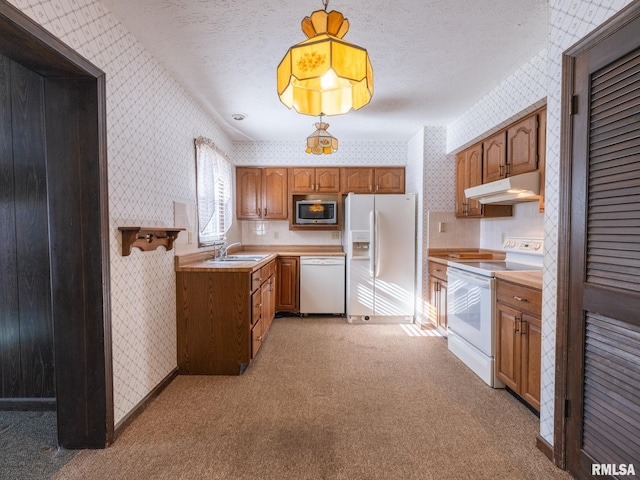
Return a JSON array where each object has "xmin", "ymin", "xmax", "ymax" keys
[
  {"xmin": 176, "ymin": 260, "xmax": 276, "ymax": 374},
  {"xmin": 495, "ymin": 278, "xmax": 542, "ymax": 411},
  {"xmin": 427, "ymin": 261, "xmax": 448, "ymax": 335},
  {"xmin": 275, "ymin": 256, "xmax": 299, "ymax": 312}
]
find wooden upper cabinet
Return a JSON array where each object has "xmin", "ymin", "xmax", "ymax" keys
[
  {"xmin": 262, "ymin": 168, "xmax": 288, "ymax": 219},
  {"xmin": 316, "ymin": 167, "xmax": 341, "ymax": 192},
  {"xmin": 341, "ymin": 167, "xmax": 373, "ymax": 193},
  {"xmin": 289, "ymin": 167, "xmax": 340, "ymax": 193},
  {"xmin": 341, "ymin": 167, "xmax": 405, "ymax": 194},
  {"xmin": 507, "ymin": 113, "xmax": 538, "ymax": 177},
  {"xmin": 374, "ymin": 167, "xmax": 405, "ymax": 193},
  {"xmin": 481, "ymin": 110, "xmax": 541, "ymax": 183},
  {"xmin": 482, "ymin": 131, "xmax": 507, "ymax": 183},
  {"xmin": 456, "ymin": 144, "xmax": 483, "ymax": 217},
  {"xmin": 236, "ymin": 167, "xmax": 288, "ymax": 220},
  {"xmin": 236, "ymin": 167, "xmax": 262, "ymax": 220}
]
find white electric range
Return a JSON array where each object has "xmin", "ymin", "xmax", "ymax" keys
[{"xmin": 446, "ymin": 237, "xmax": 543, "ymax": 387}]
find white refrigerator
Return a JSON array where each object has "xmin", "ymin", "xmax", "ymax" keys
[{"xmin": 343, "ymin": 193, "xmax": 416, "ymax": 323}]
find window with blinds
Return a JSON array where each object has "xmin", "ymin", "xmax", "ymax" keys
[
  {"xmin": 587, "ymin": 47, "xmax": 640, "ymax": 293},
  {"xmin": 195, "ymin": 137, "xmax": 233, "ymax": 246}
]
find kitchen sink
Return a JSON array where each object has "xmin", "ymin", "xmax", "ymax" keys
[{"xmin": 210, "ymin": 254, "xmax": 269, "ymax": 263}]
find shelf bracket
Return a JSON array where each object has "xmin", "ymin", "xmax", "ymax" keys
[{"xmin": 118, "ymin": 226, "xmax": 185, "ymax": 256}]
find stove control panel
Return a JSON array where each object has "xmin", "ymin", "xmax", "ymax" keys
[{"xmin": 503, "ymin": 237, "xmax": 544, "ymax": 255}]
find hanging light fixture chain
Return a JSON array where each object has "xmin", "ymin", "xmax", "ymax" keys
[{"xmin": 322, "ymin": 0, "xmax": 329, "ymax": 12}]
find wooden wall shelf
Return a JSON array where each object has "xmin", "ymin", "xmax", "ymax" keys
[{"xmin": 118, "ymin": 227, "xmax": 185, "ymax": 256}]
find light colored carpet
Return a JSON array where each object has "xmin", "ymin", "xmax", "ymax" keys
[{"xmin": 53, "ymin": 317, "xmax": 571, "ymax": 480}]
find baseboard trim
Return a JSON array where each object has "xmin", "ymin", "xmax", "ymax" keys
[
  {"xmin": 0, "ymin": 398, "xmax": 56, "ymax": 411},
  {"xmin": 536, "ymin": 435, "xmax": 554, "ymax": 462},
  {"xmin": 114, "ymin": 368, "xmax": 178, "ymax": 439}
]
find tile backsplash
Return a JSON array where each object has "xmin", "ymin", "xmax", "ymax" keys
[
  {"xmin": 427, "ymin": 212, "xmax": 480, "ymax": 249},
  {"xmin": 479, "ymin": 201, "xmax": 544, "ymax": 249},
  {"xmin": 241, "ymin": 221, "xmax": 342, "ymax": 246}
]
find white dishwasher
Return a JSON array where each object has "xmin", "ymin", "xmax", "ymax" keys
[{"xmin": 299, "ymin": 256, "xmax": 345, "ymax": 315}]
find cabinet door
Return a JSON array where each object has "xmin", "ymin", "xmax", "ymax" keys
[
  {"xmin": 262, "ymin": 167, "xmax": 288, "ymax": 219},
  {"xmin": 289, "ymin": 167, "xmax": 315, "ymax": 193},
  {"xmin": 520, "ymin": 313, "xmax": 541, "ymax": 411},
  {"xmin": 374, "ymin": 167, "xmax": 405, "ymax": 193},
  {"xmin": 455, "ymin": 152, "xmax": 468, "ymax": 217},
  {"xmin": 437, "ymin": 280, "xmax": 448, "ymax": 332},
  {"xmin": 315, "ymin": 167, "xmax": 340, "ymax": 193},
  {"xmin": 495, "ymin": 303, "xmax": 520, "ymax": 391},
  {"xmin": 427, "ymin": 275, "xmax": 439, "ymax": 326},
  {"xmin": 251, "ymin": 318, "xmax": 263, "ymax": 359},
  {"xmin": 482, "ymin": 131, "xmax": 506, "ymax": 183},
  {"xmin": 507, "ymin": 113, "xmax": 538, "ymax": 177},
  {"xmin": 466, "ymin": 145, "xmax": 483, "ymax": 216},
  {"xmin": 341, "ymin": 167, "xmax": 373, "ymax": 193},
  {"xmin": 236, "ymin": 167, "xmax": 262, "ymax": 219},
  {"xmin": 276, "ymin": 257, "xmax": 299, "ymax": 312}
]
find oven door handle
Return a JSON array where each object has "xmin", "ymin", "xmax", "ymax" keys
[{"xmin": 447, "ymin": 268, "xmax": 494, "ymax": 289}]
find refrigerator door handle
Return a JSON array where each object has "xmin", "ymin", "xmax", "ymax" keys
[
  {"xmin": 374, "ymin": 210, "xmax": 381, "ymax": 278},
  {"xmin": 369, "ymin": 210, "xmax": 375, "ymax": 277}
]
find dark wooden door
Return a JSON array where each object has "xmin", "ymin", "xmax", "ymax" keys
[{"xmin": 565, "ymin": 9, "xmax": 640, "ymax": 477}]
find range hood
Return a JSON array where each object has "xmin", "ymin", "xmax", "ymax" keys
[{"xmin": 464, "ymin": 171, "xmax": 540, "ymax": 205}]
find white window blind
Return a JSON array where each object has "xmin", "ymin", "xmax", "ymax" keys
[{"xmin": 195, "ymin": 137, "xmax": 233, "ymax": 246}]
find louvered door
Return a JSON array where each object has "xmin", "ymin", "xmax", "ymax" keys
[{"xmin": 566, "ymin": 11, "xmax": 640, "ymax": 479}]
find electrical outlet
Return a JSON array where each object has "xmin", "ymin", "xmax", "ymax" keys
[
  {"xmin": 331, "ymin": 231, "xmax": 340, "ymax": 239},
  {"xmin": 274, "ymin": 231, "xmax": 279, "ymax": 240},
  {"xmin": 438, "ymin": 222, "xmax": 445, "ymax": 233},
  {"xmin": 188, "ymin": 231, "xmax": 193, "ymax": 244}
]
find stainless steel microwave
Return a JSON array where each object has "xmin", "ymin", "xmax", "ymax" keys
[{"xmin": 295, "ymin": 200, "xmax": 337, "ymax": 224}]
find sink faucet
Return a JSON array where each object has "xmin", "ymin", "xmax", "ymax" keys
[{"xmin": 220, "ymin": 241, "xmax": 241, "ymax": 258}]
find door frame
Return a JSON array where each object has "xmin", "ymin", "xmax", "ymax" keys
[
  {"xmin": 554, "ymin": 0, "xmax": 640, "ymax": 469},
  {"xmin": 0, "ymin": 1, "xmax": 113, "ymax": 448}
]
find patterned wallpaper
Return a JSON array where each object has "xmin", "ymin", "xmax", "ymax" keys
[
  {"xmin": 233, "ymin": 141, "xmax": 407, "ymax": 166},
  {"xmin": 8, "ymin": 0, "xmax": 234, "ymax": 425},
  {"xmin": 447, "ymin": 50, "xmax": 548, "ymax": 154}
]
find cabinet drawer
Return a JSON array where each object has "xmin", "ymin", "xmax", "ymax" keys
[
  {"xmin": 428, "ymin": 261, "xmax": 448, "ymax": 282},
  {"xmin": 497, "ymin": 281, "xmax": 541, "ymax": 316},
  {"xmin": 262, "ymin": 260, "xmax": 275, "ymax": 279},
  {"xmin": 251, "ymin": 269, "xmax": 263, "ymax": 291},
  {"xmin": 251, "ymin": 289, "xmax": 262, "ymax": 325}
]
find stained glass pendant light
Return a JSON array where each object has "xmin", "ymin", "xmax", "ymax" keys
[
  {"xmin": 277, "ymin": 0, "xmax": 373, "ymax": 116},
  {"xmin": 306, "ymin": 117, "xmax": 338, "ymax": 154}
]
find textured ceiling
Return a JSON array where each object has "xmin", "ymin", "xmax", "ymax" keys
[{"xmin": 101, "ymin": 0, "xmax": 548, "ymax": 143}]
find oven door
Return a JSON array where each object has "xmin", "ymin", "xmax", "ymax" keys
[{"xmin": 446, "ymin": 267, "xmax": 495, "ymax": 356}]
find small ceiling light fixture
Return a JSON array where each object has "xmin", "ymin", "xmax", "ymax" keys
[
  {"xmin": 306, "ymin": 117, "xmax": 338, "ymax": 155},
  {"xmin": 231, "ymin": 113, "xmax": 247, "ymax": 121},
  {"xmin": 277, "ymin": 0, "xmax": 373, "ymax": 117}
]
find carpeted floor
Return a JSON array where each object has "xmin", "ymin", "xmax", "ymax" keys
[
  {"xmin": 0, "ymin": 410, "xmax": 77, "ymax": 480},
  {"xmin": 8, "ymin": 317, "xmax": 573, "ymax": 479}
]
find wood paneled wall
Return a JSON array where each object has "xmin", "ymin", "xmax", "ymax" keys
[{"xmin": 0, "ymin": 53, "xmax": 55, "ymax": 400}]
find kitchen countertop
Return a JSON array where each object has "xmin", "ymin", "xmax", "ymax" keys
[
  {"xmin": 494, "ymin": 270, "xmax": 543, "ymax": 290},
  {"xmin": 175, "ymin": 245, "xmax": 345, "ymax": 272},
  {"xmin": 427, "ymin": 249, "xmax": 504, "ymax": 266}
]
